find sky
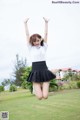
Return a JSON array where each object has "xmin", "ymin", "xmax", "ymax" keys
[{"xmin": 0, "ymin": 0, "xmax": 80, "ymax": 83}]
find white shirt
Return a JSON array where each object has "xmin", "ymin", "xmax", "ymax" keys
[{"xmin": 27, "ymin": 42, "xmax": 48, "ymax": 66}]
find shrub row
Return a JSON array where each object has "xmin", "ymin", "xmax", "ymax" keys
[{"xmin": 0, "ymin": 80, "xmax": 80, "ymax": 93}]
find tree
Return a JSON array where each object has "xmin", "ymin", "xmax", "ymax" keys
[
  {"xmin": 13, "ymin": 54, "xmax": 27, "ymax": 86},
  {"xmin": 21, "ymin": 67, "xmax": 33, "ymax": 93},
  {"xmin": 1, "ymin": 79, "xmax": 10, "ymax": 86}
]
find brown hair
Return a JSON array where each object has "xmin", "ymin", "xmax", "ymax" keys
[{"xmin": 29, "ymin": 34, "xmax": 44, "ymax": 46}]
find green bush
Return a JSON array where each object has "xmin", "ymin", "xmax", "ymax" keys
[
  {"xmin": 77, "ymin": 81, "xmax": 80, "ymax": 88},
  {"xmin": 61, "ymin": 83, "xmax": 69, "ymax": 90},
  {"xmin": 57, "ymin": 80, "xmax": 78, "ymax": 90},
  {"xmin": 21, "ymin": 81, "xmax": 27, "ymax": 89},
  {"xmin": 49, "ymin": 79, "xmax": 58, "ymax": 92},
  {"xmin": 68, "ymin": 81, "xmax": 77, "ymax": 89},
  {"xmin": 9, "ymin": 84, "xmax": 17, "ymax": 92},
  {"xmin": 57, "ymin": 81, "xmax": 64, "ymax": 90},
  {"xmin": 26, "ymin": 82, "xmax": 33, "ymax": 93},
  {"xmin": 0, "ymin": 85, "xmax": 4, "ymax": 92}
]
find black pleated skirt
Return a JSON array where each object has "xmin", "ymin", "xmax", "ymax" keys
[{"xmin": 27, "ymin": 61, "xmax": 56, "ymax": 83}]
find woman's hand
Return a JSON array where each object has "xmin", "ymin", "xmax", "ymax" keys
[
  {"xmin": 24, "ymin": 18, "xmax": 29, "ymax": 24},
  {"xmin": 43, "ymin": 17, "xmax": 49, "ymax": 23}
]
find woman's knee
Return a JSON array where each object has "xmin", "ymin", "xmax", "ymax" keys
[
  {"xmin": 37, "ymin": 95, "xmax": 48, "ymax": 100},
  {"xmin": 37, "ymin": 95, "xmax": 43, "ymax": 100},
  {"xmin": 43, "ymin": 94, "xmax": 48, "ymax": 99}
]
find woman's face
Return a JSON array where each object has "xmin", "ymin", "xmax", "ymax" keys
[{"xmin": 33, "ymin": 37, "xmax": 41, "ymax": 46}]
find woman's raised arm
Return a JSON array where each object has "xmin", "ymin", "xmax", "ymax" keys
[
  {"xmin": 43, "ymin": 17, "xmax": 49, "ymax": 43},
  {"xmin": 24, "ymin": 18, "xmax": 30, "ymax": 43}
]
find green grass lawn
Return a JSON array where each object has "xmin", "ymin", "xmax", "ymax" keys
[{"xmin": 0, "ymin": 89, "xmax": 80, "ymax": 120}]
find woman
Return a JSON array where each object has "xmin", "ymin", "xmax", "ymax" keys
[{"xmin": 24, "ymin": 17, "xmax": 56, "ymax": 100}]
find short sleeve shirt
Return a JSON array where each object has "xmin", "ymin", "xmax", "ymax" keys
[{"xmin": 27, "ymin": 42, "xmax": 48, "ymax": 66}]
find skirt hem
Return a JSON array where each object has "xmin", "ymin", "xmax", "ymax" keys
[{"xmin": 27, "ymin": 61, "xmax": 56, "ymax": 83}]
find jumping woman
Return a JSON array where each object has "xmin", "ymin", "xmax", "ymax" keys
[{"xmin": 24, "ymin": 17, "xmax": 56, "ymax": 100}]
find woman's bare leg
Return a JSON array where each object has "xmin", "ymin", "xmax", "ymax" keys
[
  {"xmin": 42, "ymin": 82, "xmax": 50, "ymax": 99},
  {"xmin": 33, "ymin": 82, "xmax": 43, "ymax": 100}
]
